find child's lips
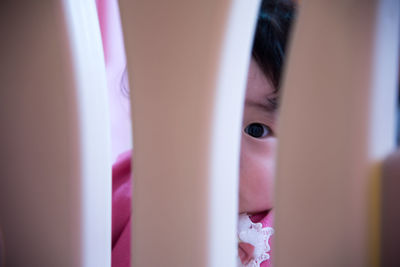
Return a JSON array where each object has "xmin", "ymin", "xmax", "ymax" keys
[{"xmin": 248, "ymin": 209, "xmax": 271, "ymax": 223}]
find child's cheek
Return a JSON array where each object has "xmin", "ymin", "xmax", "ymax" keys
[{"xmin": 239, "ymin": 137, "xmax": 277, "ymax": 212}]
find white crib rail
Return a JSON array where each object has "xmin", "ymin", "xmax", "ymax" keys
[
  {"xmin": 119, "ymin": 0, "xmax": 260, "ymax": 266},
  {"xmin": 0, "ymin": 1, "xmax": 111, "ymax": 266},
  {"xmin": 275, "ymin": 0, "xmax": 399, "ymax": 266}
]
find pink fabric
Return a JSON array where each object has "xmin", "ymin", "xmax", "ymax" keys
[
  {"xmin": 111, "ymin": 151, "xmax": 274, "ymax": 267},
  {"xmin": 112, "ymin": 151, "xmax": 132, "ymax": 267}
]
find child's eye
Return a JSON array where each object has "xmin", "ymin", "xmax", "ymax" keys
[{"xmin": 244, "ymin": 123, "xmax": 272, "ymax": 138}]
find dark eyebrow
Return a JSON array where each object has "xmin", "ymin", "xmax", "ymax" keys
[
  {"xmin": 245, "ymin": 96, "xmax": 279, "ymax": 112},
  {"xmin": 267, "ymin": 96, "xmax": 279, "ymax": 110}
]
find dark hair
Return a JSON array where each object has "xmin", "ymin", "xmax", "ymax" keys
[{"xmin": 252, "ymin": 0, "xmax": 296, "ymax": 91}]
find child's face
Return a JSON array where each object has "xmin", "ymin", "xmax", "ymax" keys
[{"xmin": 239, "ymin": 59, "xmax": 278, "ymax": 214}]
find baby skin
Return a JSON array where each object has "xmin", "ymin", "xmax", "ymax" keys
[{"xmin": 237, "ymin": 58, "xmax": 278, "ymax": 267}]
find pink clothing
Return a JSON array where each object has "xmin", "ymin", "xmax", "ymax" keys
[
  {"xmin": 112, "ymin": 151, "xmax": 132, "ymax": 267},
  {"xmin": 111, "ymin": 151, "xmax": 274, "ymax": 267}
]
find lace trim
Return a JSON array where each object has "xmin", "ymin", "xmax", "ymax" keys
[{"xmin": 237, "ymin": 214, "xmax": 274, "ymax": 267}]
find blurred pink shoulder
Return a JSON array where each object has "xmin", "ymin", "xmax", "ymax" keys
[{"xmin": 112, "ymin": 150, "xmax": 132, "ymax": 267}]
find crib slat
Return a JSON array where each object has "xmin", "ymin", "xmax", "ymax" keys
[
  {"xmin": 275, "ymin": 0, "xmax": 399, "ymax": 266},
  {"xmin": 0, "ymin": 1, "xmax": 111, "ymax": 266},
  {"xmin": 119, "ymin": 0, "xmax": 260, "ymax": 266}
]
